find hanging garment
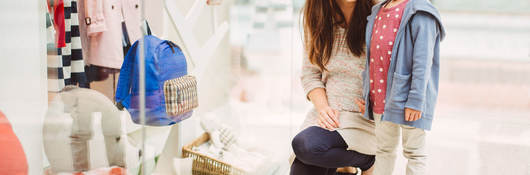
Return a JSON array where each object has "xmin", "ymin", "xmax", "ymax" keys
[
  {"xmin": 115, "ymin": 36, "xmax": 197, "ymax": 126},
  {"xmin": 83, "ymin": 20, "xmax": 151, "ymax": 83},
  {"xmin": 48, "ymin": 0, "xmax": 66, "ymax": 47},
  {"xmin": 83, "ymin": 19, "xmax": 151, "ymax": 84},
  {"xmin": 48, "ymin": 0, "xmax": 89, "ymax": 92},
  {"xmin": 0, "ymin": 111, "xmax": 29, "ymax": 175},
  {"xmin": 67, "ymin": 0, "xmax": 89, "ymax": 87},
  {"xmin": 47, "ymin": 10, "xmax": 64, "ymax": 91},
  {"xmin": 86, "ymin": 65, "xmax": 120, "ymax": 82},
  {"xmin": 78, "ymin": 0, "xmax": 143, "ymax": 69}
]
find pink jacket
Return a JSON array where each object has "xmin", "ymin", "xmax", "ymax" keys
[{"xmin": 78, "ymin": 0, "xmax": 143, "ymax": 69}]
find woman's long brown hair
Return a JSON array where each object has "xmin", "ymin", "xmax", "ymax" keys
[{"xmin": 303, "ymin": 0, "xmax": 375, "ymax": 71}]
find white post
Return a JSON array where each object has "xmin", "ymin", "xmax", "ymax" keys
[{"xmin": 152, "ymin": 0, "xmax": 230, "ymax": 174}]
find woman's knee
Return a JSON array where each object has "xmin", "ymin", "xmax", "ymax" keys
[
  {"xmin": 291, "ymin": 131, "xmax": 309, "ymax": 155},
  {"xmin": 292, "ymin": 126, "xmax": 327, "ymax": 156}
]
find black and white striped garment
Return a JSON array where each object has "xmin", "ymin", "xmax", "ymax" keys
[{"xmin": 48, "ymin": 0, "xmax": 88, "ymax": 92}]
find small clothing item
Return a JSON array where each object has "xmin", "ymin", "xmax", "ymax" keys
[
  {"xmin": 373, "ymin": 113, "xmax": 426, "ymax": 175},
  {"xmin": 362, "ymin": 0, "xmax": 445, "ymax": 130},
  {"xmin": 48, "ymin": 0, "xmax": 89, "ymax": 92},
  {"xmin": 0, "ymin": 111, "xmax": 29, "ymax": 175},
  {"xmin": 300, "ymin": 27, "xmax": 376, "ymax": 155},
  {"xmin": 78, "ymin": 0, "xmax": 143, "ymax": 69},
  {"xmin": 291, "ymin": 126, "xmax": 375, "ymax": 175},
  {"xmin": 48, "ymin": 0, "xmax": 66, "ymax": 47},
  {"xmin": 369, "ymin": 0, "xmax": 408, "ymax": 114}
]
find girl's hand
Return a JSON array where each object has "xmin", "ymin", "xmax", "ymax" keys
[
  {"xmin": 317, "ymin": 106, "xmax": 340, "ymax": 130},
  {"xmin": 405, "ymin": 108, "xmax": 422, "ymax": 121},
  {"xmin": 355, "ymin": 98, "xmax": 366, "ymax": 114}
]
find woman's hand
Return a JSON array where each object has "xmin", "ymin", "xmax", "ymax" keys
[
  {"xmin": 355, "ymin": 98, "xmax": 366, "ymax": 114},
  {"xmin": 317, "ymin": 106, "xmax": 340, "ymax": 130},
  {"xmin": 306, "ymin": 88, "xmax": 339, "ymax": 130}
]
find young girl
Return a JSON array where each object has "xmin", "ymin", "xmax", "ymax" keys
[
  {"xmin": 291, "ymin": 0, "xmax": 376, "ymax": 175},
  {"xmin": 358, "ymin": 0, "xmax": 446, "ymax": 174}
]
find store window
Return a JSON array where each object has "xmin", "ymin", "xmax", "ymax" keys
[{"xmin": 7, "ymin": 0, "xmax": 303, "ymax": 174}]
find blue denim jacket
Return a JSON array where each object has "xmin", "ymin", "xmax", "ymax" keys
[{"xmin": 362, "ymin": 0, "xmax": 446, "ymax": 130}]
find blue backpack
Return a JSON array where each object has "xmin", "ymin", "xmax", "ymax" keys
[{"xmin": 116, "ymin": 35, "xmax": 196, "ymax": 126}]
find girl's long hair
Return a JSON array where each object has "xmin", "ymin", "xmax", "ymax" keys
[{"xmin": 303, "ymin": 0, "xmax": 375, "ymax": 71}]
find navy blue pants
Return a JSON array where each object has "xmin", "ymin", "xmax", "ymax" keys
[{"xmin": 290, "ymin": 126, "xmax": 375, "ymax": 175}]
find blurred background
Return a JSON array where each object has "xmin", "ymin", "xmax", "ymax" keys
[
  {"xmin": 227, "ymin": 0, "xmax": 530, "ymax": 174},
  {"xmin": 0, "ymin": 0, "xmax": 528, "ymax": 174}
]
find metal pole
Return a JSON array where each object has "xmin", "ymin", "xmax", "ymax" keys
[{"xmin": 139, "ymin": 0, "xmax": 146, "ymax": 174}]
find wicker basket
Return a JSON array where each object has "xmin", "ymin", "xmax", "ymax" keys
[{"xmin": 182, "ymin": 133, "xmax": 245, "ymax": 175}]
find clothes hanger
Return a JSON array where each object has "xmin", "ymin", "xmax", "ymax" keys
[{"xmin": 163, "ymin": 0, "xmax": 229, "ymax": 78}]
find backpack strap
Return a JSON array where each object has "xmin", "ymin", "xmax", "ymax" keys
[
  {"xmin": 145, "ymin": 20, "xmax": 152, "ymax": 36},
  {"xmin": 115, "ymin": 41, "xmax": 139, "ymax": 109},
  {"xmin": 166, "ymin": 40, "xmax": 179, "ymax": 53}
]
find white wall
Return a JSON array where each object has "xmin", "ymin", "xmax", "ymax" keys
[{"xmin": 0, "ymin": 0, "xmax": 48, "ymax": 175}]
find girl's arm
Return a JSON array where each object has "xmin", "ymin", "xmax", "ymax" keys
[{"xmin": 405, "ymin": 12, "xmax": 440, "ymax": 121}]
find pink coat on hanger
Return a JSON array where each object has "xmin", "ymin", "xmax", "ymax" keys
[{"xmin": 78, "ymin": 0, "xmax": 143, "ymax": 69}]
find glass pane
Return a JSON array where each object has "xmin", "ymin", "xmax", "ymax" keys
[
  {"xmin": 42, "ymin": 0, "xmax": 148, "ymax": 174},
  {"xmin": 0, "ymin": 0, "xmax": 529, "ymax": 175}
]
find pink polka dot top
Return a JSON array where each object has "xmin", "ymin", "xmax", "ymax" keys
[{"xmin": 369, "ymin": 0, "xmax": 409, "ymax": 114}]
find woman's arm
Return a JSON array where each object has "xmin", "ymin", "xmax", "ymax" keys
[
  {"xmin": 307, "ymin": 88, "xmax": 329, "ymax": 111},
  {"xmin": 301, "ymin": 54, "xmax": 340, "ymax": 129}
]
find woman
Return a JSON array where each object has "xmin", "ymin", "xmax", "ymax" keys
[{"xmin": 291, "ymin": 0, "xmax": 376, "ymax": 174}]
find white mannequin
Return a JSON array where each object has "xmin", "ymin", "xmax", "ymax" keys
[
  {"xmin": 43, "ymin": 98, "xmax": 75, "ymax": 172},
  {"xmin": 43, "ymin": 87, "xmax": 153, "ymax": 174}
]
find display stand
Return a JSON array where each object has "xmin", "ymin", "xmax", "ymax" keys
[
  {"xmin": 153, "ymin": 0, "xmax": 229, "ymax": 174},
  {"xmin": 164, "ymin": 0, "xmax": 229, "ymax": 78}
]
